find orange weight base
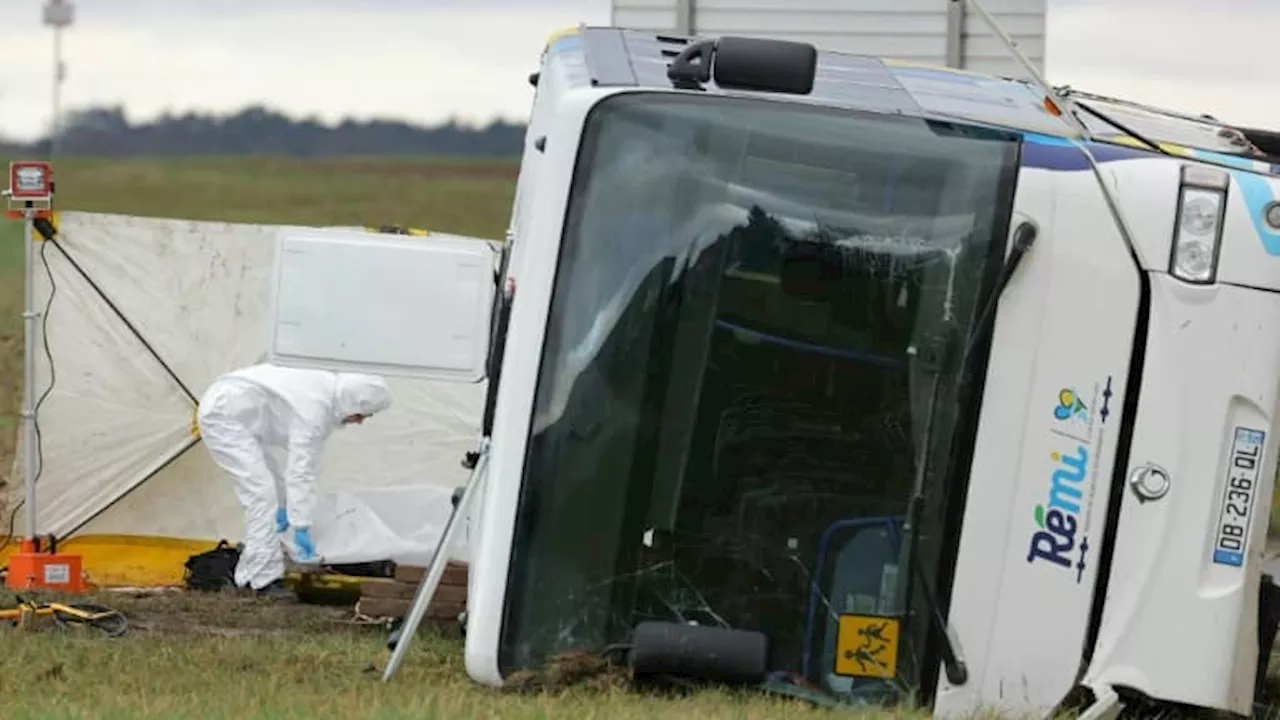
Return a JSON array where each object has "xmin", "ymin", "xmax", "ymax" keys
[{"xmin": 5, "ymin": 543, "xmax": 87, "ymax": 593}]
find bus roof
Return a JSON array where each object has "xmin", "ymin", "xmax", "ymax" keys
[{"xmin": 542, "ymin": 26, "xmax": 1280, "ymax": 174}]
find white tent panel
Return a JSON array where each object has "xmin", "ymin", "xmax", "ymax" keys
[
  {"xmin": 45, "ymin": 212, "xmax": 279, "ymax": 394},
  {"xmin": 11, "ymin": 232, "xmax": 195, "ymax": 539},
  {"xmin": 319, "ymin": 377, "xmax": 484, "ymax": 493},
  {"xmin": 7, "ymin": 212, "xmax": 485, "ymax": 578},
  {"xmin": 76, "ymin": 439, "xmax": 237, "ymax": 541}
]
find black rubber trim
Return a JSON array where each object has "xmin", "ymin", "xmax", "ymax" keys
[
  {"xmin": 497, "ymin": 91, "xmax": 610, "ymax": 680},
  {"xmin": 918, "ymin": 132, "xmax": 1025, "ymax": 704},
  {"xmin": 1081, "ymin": 272, "xmax": 1151, "ymax": 666}
]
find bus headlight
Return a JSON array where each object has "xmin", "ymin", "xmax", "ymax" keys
[{"xmin": 1170, "ymin": 165, "xmax": 1229, "ymax": 284}]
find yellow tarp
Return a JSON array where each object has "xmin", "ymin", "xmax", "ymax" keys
[
  {"xmin": 1, "ymin": 534, "xmax": 216, "ymax": 587},
  {"xmin": 0, "ymin": 534, "xmax": 365, "ymax": 593}
]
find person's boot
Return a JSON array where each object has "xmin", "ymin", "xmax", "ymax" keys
[{"xmin": 255, "ymin": 579, "xmax": 298, "ymax": 602}]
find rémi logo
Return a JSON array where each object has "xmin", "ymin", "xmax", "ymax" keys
[
  {"xmin": 1027, "ymin": 384, "xmax": 1099, "ymax": 581},
  {"xmin": 1028, "ymin": 380, "xmax": 1112, "ymax": 581},
  {"xmin": 1027, "ymin": 444, "xmax": 1088, "ymax": 573}
]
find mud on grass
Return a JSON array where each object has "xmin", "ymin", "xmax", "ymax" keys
[{"xmin": 0, "ymin": 589, "xmax": 903, "ymax": 720}]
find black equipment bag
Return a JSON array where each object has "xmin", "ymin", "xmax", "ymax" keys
[{"xmin": 183, "ymin": 540, "xmax": 242, "ymax": 592}]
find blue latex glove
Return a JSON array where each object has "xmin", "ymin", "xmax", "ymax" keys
[
  {"xmin": 275, "ymin": 508, "xmax": 290, "ymax": 533},
  {"xmin": 294, "ymin": 526, "xmax": 315, "ymax": 561}
]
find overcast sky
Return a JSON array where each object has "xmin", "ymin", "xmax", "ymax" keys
[{"xmin": 0, "ymin": 0, "xmax": 1275, "ymax": 141}]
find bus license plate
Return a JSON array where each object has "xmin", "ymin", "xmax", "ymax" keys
[{"xmin": 1212, "ymin": 427, "xmax": 1267, "ymax": 567}]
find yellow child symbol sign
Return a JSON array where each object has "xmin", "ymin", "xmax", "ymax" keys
[{"xmin": 834, "ymin": 614, "xmax": 901, "ymax": 679}]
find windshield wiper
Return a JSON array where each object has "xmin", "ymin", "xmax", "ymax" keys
[
  {"xmin": 899, "ymin": 362, "xmax": 970, "ymax": 687},
  {"xmin": 898, "ymin": 222, "xmax": 1039, "ymax": 688},
  {"xmin": 962, "ymin": 221, "xmax": 1038, "ymax": 371}
]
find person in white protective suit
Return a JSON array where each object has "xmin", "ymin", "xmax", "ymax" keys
[{"xmin": 196, "ymin": 364, "xmax": 393, "ymax": 599}]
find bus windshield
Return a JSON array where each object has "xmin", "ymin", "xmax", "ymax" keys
[{"xmin": 498, "ymin": 91, "xmax": 1021, "ymax": 701}]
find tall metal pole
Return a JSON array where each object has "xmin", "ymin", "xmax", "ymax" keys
[
  {"xmin": 21, "ymin": 207, "xmax": 37, "ymax": 540},
  {"xmin": 383, "ymin": 440, "xmax": 488, "ymax": 682},
  {"xmin": 51, "ymin": 27, "xmax": 62, "ymax": 158},
  {"xmin": 43, "ymin": 0, "xmax": 73, "ymax": 159}
]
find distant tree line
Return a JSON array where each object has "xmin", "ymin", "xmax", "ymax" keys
[{"xmin": 1, "ymin": 105, "xmax": 527, "ymax": 157}]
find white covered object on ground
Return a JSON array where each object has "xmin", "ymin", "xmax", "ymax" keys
[
  {"xmin": 4, "ymin": 211, "xmax": 486, "ymax": 575},
  {"xmin": 283, "ymin": 484, "xmax": 470, "ymax": 567}
]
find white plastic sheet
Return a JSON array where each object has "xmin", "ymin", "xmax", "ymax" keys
[{"xmin": 283, "ymin": 483, "xmax": 470, "ymax": 566}]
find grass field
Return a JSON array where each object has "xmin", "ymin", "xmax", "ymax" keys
[{"xmin": 1, "ymin": 590, "xmax": 894, "ymax": 720}]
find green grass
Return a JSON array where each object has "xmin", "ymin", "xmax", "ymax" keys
[
  {"xmin": 16, "ymin": 155, "xmax": 519, "ymax": 234},
  {"xmin": 0, "ymin": 590, "xmax": 1270, "ymax": 719},
  {"xmin": 0, "ymin": 591, "xmax": 893, "ymax": 720}
]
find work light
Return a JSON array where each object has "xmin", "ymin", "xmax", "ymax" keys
[
  {"xmin": 1169, "ymin": 164, "xmax": 1228, "ymax": 284},
  {"xmin": 7, "ymin": 161, "xmax": 53, "ymax": 200}
]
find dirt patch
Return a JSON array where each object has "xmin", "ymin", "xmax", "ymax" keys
[
  {"xmin": 12, "ymin": 587, "xmax": 366, "ymax": 639},
  {"xmin": 505, "ymin": 649, "xmax": 633, "ymax": 694}
]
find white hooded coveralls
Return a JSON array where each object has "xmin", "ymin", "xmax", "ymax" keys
[{"xmin": 196, "ymin": 364, "xmax": 392, "ymax": 590}]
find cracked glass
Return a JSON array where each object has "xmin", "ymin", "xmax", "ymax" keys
[{"xmin": 499, "ymin": 91, "xmax": 1021, "ymax": 702}]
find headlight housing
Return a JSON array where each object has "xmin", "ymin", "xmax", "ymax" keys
[{"xmin": 1169, "ymin": 164, "xmax": 1229, "ymax": 284}]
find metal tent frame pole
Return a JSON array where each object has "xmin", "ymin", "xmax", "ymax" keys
[
  {"xmin": 382, "ymin": 439, "xmax": 489, "ymax": 682},
  {"xmin": 21, "ymin": 209, "xmax": 38, "ymax": 540}
]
